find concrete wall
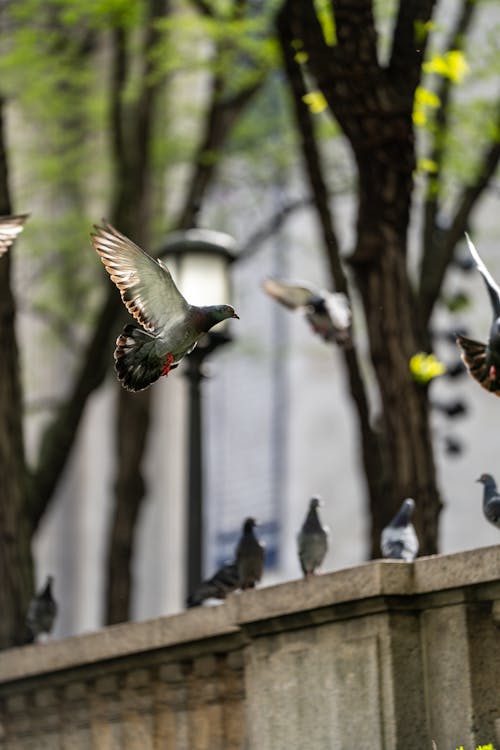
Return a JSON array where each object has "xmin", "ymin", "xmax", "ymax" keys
[{"xmin": 1, "ymin": 546, "xmax": 500, "ymax": 749}]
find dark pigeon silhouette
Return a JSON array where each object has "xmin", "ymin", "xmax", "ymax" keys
[
  {"xmin": 297, "ymin": 497, "xmax": 329, "ymax": 576},
  {"xmin": 262, "ymin": 277, "xmax": 351, "ymax": 347},
  {"xmin": 380, "ymin": 498, "xmax": 419, "ymax": 561},
  {"xmin": 25, "ymin": 576, "xmax": 57, "ymax": 643},
  {"xmin": 476, "ymin": 473, "xmax": 500, "ymax": 530},
  {"xmin": 235, "ymin": 518, "xmax": 265, "ymax": 590},
  {"xmin": 456, "ymin": 234, "xmax": 500, "ymax": 395},
  {"xmin": 92, "ymin": 222, "xmax": 239, "ymax": 391},
  {"xmin": 187, "ymin": 562, "xmax": 239, "ymax": 607},
  {"xmin": 0, "ymin": 214, "xmax": 29, "ymax": 258}
]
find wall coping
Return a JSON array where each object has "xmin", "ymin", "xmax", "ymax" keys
[{"xmin": 1, "ymin": 544, "xmax": 499, "ymax": 686}]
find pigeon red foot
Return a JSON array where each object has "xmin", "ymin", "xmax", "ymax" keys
[{"xmin": 161, "ymin": 353, "xmax": 175, "ymax": 377}]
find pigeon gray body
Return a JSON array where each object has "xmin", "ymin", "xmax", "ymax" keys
[
  {"xmin": 0, "ymin": 214, "xmax": 29, "ymax": 257},
  {"xmin": 26, "ymin": 576, "xmax": 57, "ymax": 642},
  {"xmin": 187, "ymin": 562, "xmax": 240, "ymax": 607},
  {"xmin": 297, "ymin": 496, "xmax": 329, "ymax": 576},
  {"xmin": 380, "ymin": 498, "xmax": 419, "ymax": 561},
  {"xmin": 235, "ymin": 518, "xmax": 265, "ymax": 590},
  {"xmin": 456, "ymin": 234, "xmax": 500, "ymax": 395},
  {"xmin": 92, "ymin": 222, "xmax": 239, "ymax": 391},
  {"xmin": 476, "ymin": 473, "xmax": 500, "ymax": 529},
  {"xmin": 262, "ymin": 277, "xmax": 351, "ymax": 347}
]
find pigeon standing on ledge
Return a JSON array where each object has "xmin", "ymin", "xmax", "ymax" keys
[
  {"xmin": 380, "ymin": 498, "xmax": 419, "ymax": 561},
  {"xmin": 92, "ymin": 222, "xmax": 239, "ymax": 391},
  {"xmin": 297, "ymin": 497, "xmax": 329, "ymax": 577},
  {"xmin": 476, "ymin": 473, "xmax": 500, "ymax": 530},
  {"xmin": 0, "ymin": 214, "xmax": 29, "ymax": 257},
  {"xmin": 187, "ymin": 562, "xmax": 240, "ymax": 607},
  {"xmin": 235, "ymin": 518, "xmax": 265, "ymax": 590},
  {"xmin": 262, "ymin": 278, "xmax": 351, "ymax": 347},
  {"xmin": 456, "ymin": 234, "xmax": 500, "ymax": 395},
  {"xmin": 25, "ymin": 576, "xmax": 57, "ymax": 643}
]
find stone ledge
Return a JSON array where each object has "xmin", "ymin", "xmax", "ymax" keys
[{"xmin": 1, "ymin": 544, "xmax": 499, "ymax": 687}]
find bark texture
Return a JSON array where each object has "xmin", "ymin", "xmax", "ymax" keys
[{"xmin": 0, "ymin": 101, "xmax": 33, "ymax": 647}]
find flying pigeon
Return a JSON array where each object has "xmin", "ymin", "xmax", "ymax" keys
[
  {"xmin": 25, "ymin": 575, "xmax": 57, "ymax": 643},
  {"xmin": 297, "ymin": 496, "xmax": 329, "ymax": 576},
  {"xmin": 476, "ymin": 473, "xmax": 500, "ymax": 530},
  {"xmin": 92, "ymin": 222, "xmax": 239, "ymax": 391},
  {"xmin": 456, "ymin": 234, "xmax": 500, "ymax": 395},
  {"xmin": 235, "ymin": 518, "xmax": 265, "ymax": 590},
  {"xmin": 0, "ymin": 214, "xmax": 29, "ymax": 257},
  {"xmin": 262, "ymin": 277, "xmax": 351, "ymax": 347},
  {"xmin": 380, "ymin": 498, "xmax": 419, "ymax": 561},
  {"xmin": 186, "ymin": 561, "xmax": 240, "ymax": 607}
]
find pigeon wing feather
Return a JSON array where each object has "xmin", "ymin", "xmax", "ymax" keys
[
  {"xmin": 0, "ymin": 214, "xmax": 29, "ymax": 257},
  {"xmin": 465, "ymin": 233, "xmax": 500, "ymax": 317},
  {"xmin": 92, "ymin": 222, "xmax": 189, "ymax": 333},
  {"xmin": 263, "ymin": 278, "xmax": 315, "ymax": 310},
  {"xmin": 485, "ymin": 497, "xmax": 500, "ymax": 526}
]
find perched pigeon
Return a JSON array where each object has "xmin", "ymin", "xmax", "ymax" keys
[
  {"xmin": 297, "ymin": 496, "xmax": 329, "ymax": 576},
  {"xmin": 380, "ymin": 498, "xmax": 419, "ymax": 561},
  {"xmin": 187, "ymin": 561, "xmax": 240, "ymax": 607},
  {"xmin": 456, "ymin": 234, "xmax": 500, "ymax": 395},
  {"xmin": 92, "ymin": 222, "xmax": 239, "ymax": 391},
  {"xmin": 476, "ymin": 473, "xmax": 500, "ymax": 530},
  {"xmin": 262, "ymin": 277, "xmax": 351, "ymax": 347},
  {"xmin": 235, "ymin": 518, "xmax": 265, "ymax": 590},
  {"xmin": 0, "ymin": 214, "xmax": 29, "ymax": 257},
  {"xmin": 25, "ymin": 576, "xmax": 57, "ymax": 643}
]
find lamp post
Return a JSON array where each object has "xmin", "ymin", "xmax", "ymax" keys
[{"xmin": 158, "ymin": 229, "xmax": 237, "ymax": 598}]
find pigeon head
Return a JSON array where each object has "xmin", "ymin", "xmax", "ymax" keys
[
  {"xmin": 477, "ymin": 473, "xmax": 496, "ymax": 487},
  {"xmin": 200, "ymin": 304, "xmax": 239, "ymax": 331},
  {"xmin": 309, "ymin": 496, "xmax": 323, "ymax": 510},
  {"xmin": 242, "ymin": 517, "xmax": 257, "ymax": 534},
  {"xmin": 43, "ymin": 575, "xmax": 54, "ymax": 594},
  {"xmin": 391, "ymin": 498, "xmax": 415, "ymax": 527}
]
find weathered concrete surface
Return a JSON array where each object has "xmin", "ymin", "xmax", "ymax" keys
[{"xmin": 1, "ymin": 546, "xmax": 500, "ymax": 749}]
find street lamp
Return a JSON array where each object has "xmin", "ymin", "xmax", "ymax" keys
[{"xmin": 157, "ymin": 229, "xmax": 238, "ymax": 599}]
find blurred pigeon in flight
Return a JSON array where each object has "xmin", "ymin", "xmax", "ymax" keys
[
  {"xmin": 25, "ymin": 575, "xmax": 57, "ymax": 643},
  {"xmin": 0, "ymin": 214, "xmax": 29, "ymax": 258},
  {"xmin": 476, "ymin": 473, "xmax": 500, "ymax": 530},
  {"xmin": 262, "ymin": 278, "xmax": 351, "ymax": 347},
  {"xmin": 456, "ymin": 234, "xmax": 500, "ymax": 395},
  {"xmin": 187, "ymin": 562, "xmax": 240, "ymax": 607},
  {"xmin": 297, "ymin": 496, "xmax": 329, "ymax": 576},
  {"xmin": 92, "ymin": 222, "xmax": 239, "ymax": 391},
  {"xmin": 235, "ymin": 518, "xmax": 265, "ymax": 590},
  {"xmin": 380, "ymin": 498, "xmax": 419, "ymax": 561}
]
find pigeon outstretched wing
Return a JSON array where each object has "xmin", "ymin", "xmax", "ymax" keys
[
  {"xmin": 92, "ymin": 222, "xmax": 189, "ymax": 334},
  {"xmin": 465, "ymin": 233, "xmax": 500, "ymax": 317},
  {"xmin": 0, "ymin": 214, "xmax": 29, "ymax": 257},
  {"xmin": 262, "ymin": 278, "xmax": 316, "ymax": 310}
]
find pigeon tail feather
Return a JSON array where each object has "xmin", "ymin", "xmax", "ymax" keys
[
  {"xmin": 456, "ymin": 334, "xmax": 500, "ymax": 395},
  {"xmin": 114, "ymin": 324, "xmax": 176, "ymax": 392}
]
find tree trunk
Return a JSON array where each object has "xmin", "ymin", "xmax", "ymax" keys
[
  {"xmin": 283, "ymin": 0, "xmax": 441, "ymax": 553},
  {"xmin": 0, "ymin": 101, "xmax": 33, "ymax": 648},
  {"xmin": 105, "ymin": 387, "xmax": 152, "ymax": 624}
]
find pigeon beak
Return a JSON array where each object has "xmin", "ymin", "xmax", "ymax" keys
[{"xmin": 232, "ymin": 312, "xmax": 240, "ymax": 319}]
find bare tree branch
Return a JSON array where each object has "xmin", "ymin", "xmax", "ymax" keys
[
  {"xmin": 418, "ymin": 0, "xmax": 480, "ymax": 324},
  {"xmin": 389, "ymin": 0, "xmax": 438, "ymax": 94},
  {"xmin": 419, "ymin": 96, "xmax": 500, "ymax": 327}
]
